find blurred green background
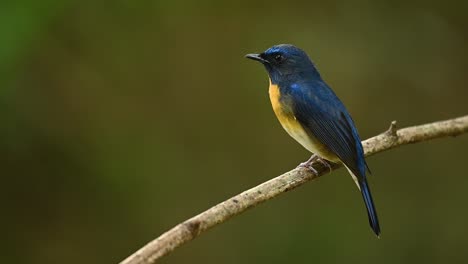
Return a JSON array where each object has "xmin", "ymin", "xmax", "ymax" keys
[{"xmin": 2, "ymin": 1, "xmax": 468, "ymax": 263}]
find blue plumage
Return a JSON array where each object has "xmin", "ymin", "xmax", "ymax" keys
[
  {"xmin": 360, "ymin": 180, "xmax": 380, "ymax": 237},
  {"xmin": 246, "ymin": 44, "xmax": 381, "ymax": 237}
]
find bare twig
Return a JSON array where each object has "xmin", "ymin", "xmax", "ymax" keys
[{"xmin": 120, "ymin": 115, "xmax": 468, "ymax": 264}]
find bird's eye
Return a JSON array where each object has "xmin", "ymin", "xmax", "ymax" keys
[{"xmin": 274, "ymin": 54, "xmax": 284, "ymax": 62}]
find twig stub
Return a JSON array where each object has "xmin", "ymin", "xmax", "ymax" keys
[{"xmin": 386, "ymin": 120, "xmax": 398, "ymax": 137}]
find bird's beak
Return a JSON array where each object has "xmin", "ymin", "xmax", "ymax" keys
[{"xmin": 245, "ymin": 53, "xmax": 269, "ymax": 64}]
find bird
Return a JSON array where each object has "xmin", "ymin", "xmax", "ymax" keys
[{"xmin": 245, "ymin": 44, "xmax": 380, "ymax": 237}]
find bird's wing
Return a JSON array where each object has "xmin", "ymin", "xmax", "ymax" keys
[{"xmin": 290, "ymin": 82, "xmax": 367, "ymax": 177}]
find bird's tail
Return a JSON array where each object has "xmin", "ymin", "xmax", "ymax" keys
[{"xmin": 359, "ymin": 179, "xmax": 381, "ymax": 237}]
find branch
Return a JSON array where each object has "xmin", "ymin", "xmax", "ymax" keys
[{"xmin": 120, "ymin": 115, "xmax": 468, "ymax": 264}]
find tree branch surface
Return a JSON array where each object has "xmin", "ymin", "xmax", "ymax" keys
[{"xmin": 120, "ymin": 115, "xmax": 468, "ymax": 264}]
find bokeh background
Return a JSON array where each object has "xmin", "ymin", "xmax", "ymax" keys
[{"xmin": 2, "ymin": 1, "xmax": 468, "ymax": 263}]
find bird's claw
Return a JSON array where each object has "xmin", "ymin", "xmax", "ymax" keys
[
  {"xmin": 316, "ymin": 157, "xmax": 332, "ymax": 173},
  {"xmin": 297, "ymin": 161, "xmax": 318, "ymax": 175},
  {"xmin": 297, "ymin": 154, "xmax": 332, "ymax": 175},
  {"xmin": 297, "ymin": 154, "xmax": 319, "ymax": 175}
]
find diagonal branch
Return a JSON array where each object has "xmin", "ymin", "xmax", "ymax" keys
[{"xmin": 120, "ymin": 115, "xmax": 468, "ymax": 264}]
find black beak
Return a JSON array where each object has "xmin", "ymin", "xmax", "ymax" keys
[{"xmin": 245, "ymin": 53, "xmax": 269, "ymax": 64}]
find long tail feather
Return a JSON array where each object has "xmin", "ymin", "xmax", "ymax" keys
[{"xmin": 359, "ymin": 180, "xmax": 381, "ymax": 237}]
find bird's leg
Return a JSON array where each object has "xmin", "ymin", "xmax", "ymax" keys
[
  {"xmin": 297, "ymin": 154, "xmax": 332, "ymax": 175},
  {"xmin": 297, "ymin": 154, "xmax": 319, "ymax": 175},
  {"xmin": 301, "ymin": 154, "xmax": 318, "ymax": 166}
]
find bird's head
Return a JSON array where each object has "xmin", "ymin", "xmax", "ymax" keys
[{"xmin": 245, "ymin": 44, "xmax": 319, "ymax": 84}]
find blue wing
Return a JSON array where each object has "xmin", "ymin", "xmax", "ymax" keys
[{"xmin": 288, "ymin": 80, "xmax": 367, "ymax": 178}]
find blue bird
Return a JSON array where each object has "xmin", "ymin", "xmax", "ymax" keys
[{"xmin": 246, "ymin": 44, "xmax": 380, "ymax": 237}]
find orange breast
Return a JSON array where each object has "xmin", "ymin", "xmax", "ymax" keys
[{"xmin": 268, "ymin": 79, "xmax": 338, "ymax": 161}]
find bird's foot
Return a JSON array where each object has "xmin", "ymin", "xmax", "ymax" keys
[
  {"xmin": 297, "ymin": 162, "xmax": 318, "ymax": 175},
  {"xmin": 297, "ymin": 154, "xmax": 319, "ymax": 175},
  {"xmin": 316, "ymin": 157, "xmax": 332, "ymax": 173},
  {"xmin": 297, "ymin": 154, "xmax": 332, "ymax": 175}
]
